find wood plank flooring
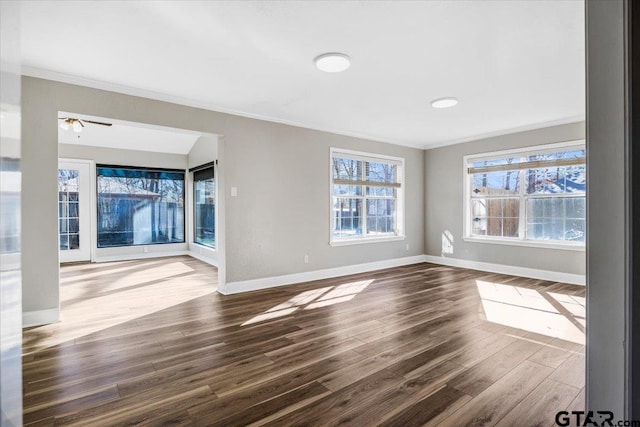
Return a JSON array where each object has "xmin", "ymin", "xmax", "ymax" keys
[{"xmin": 22, "ymin": 257, "xmax": 585, "ymax": 426}]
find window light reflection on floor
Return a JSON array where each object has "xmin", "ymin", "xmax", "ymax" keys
[
  {"xmin": 547, "ymin": 291, "xmax": 586, "ymax": 318},
  {"xmin": 24, "ymin": 260, "xmax": 213, "ymax": 354},
  {"xmin": 241, "ymin": 280, "xmax": 373, "ymax": 326},
  {"xmin": 265, "ymin": 287, "xmax": 333, "ymax": 313},
  {"xmin": 476, "ymin": 280, "xmax": 585, "ymax": 344}
]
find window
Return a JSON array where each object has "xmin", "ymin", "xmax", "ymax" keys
[
  {"xmin": 0, "ymin": 158, "xmax": 20, "ymax": 253},
  {"xmin": 193, "ymin": 165, "xmax": 215, "ymax": 249},
  {"xmin": 464, "ymin": 142, "xmax": 585, "ymax": 248},
  {"xmin": 58, "ymin": 169, "xmax": 80, "ymax": 250},
  {"xmin": 330, "ymin": 148, "xmax": 404, "ymax": 245},
  {"xmin": 96, "ymin": 166, "xmax": 185, "ymax": 247}
]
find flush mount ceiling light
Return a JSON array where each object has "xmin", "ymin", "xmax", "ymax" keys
[
  {"xmin": 314, "ymin": 52, "xmax": 351, "ymax": 73},
  {"xmin": 431, "ymin": 97, "xmax": 459, "ymax": 109}
]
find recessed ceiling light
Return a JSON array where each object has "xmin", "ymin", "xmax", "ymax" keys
[
  {"xmin": 314, "ymin": 53, "xmax": 351, "ymax": 73},
  {"xmin": 431, "ymin": 97, "xmax": 459, "ymax": 109}
]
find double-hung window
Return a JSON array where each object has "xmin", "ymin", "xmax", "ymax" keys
[
  {"xmin": 464, "ymin": 141, "xmax": 585, "ymax": 249},
  {"xmin": 330, "ymin": 148, "xmax": 404, "ymax": 245}
]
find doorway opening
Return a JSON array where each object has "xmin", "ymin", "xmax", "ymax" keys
[{"xmin": 51, "ymin": 112, "xmax": 223, "ymax": 343}]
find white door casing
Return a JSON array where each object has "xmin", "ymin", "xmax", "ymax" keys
[{"xmin": 58, "ymin": 159, "xmax": 92, "ymax": 262}]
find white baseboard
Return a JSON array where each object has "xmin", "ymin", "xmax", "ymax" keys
[
  {"xmin": 220, "ymin": 255, "xmax": 426, "ymax": 295},
  {"xmin": 422, "ymin": 255, "xmax": 585, "ymax": 285},
  {"xmin": 23, "ymin": 308, "xmax": 60, "ymax": 328},
  {"xmin": 188, "ymin": 251, "xmax": 219, "ymax": 268},
  {"xmin": 93, "ymin": 251, "xmax": 189, "ymax": 263}
]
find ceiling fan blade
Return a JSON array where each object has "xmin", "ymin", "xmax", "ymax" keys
[{"xmin": 82, "ymin": 119, "xmax": 113, "ymax": 127}]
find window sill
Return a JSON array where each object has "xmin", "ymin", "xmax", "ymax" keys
[
  {"xmin": 330, "ymin": 235, "xmax": 405, "ymax": 247},
  {"xmin": 193, "ymin": 242, "xmax": 217, "ymax": 252},
  {"xmin": 462, "ymin": 236, "xmax": 585, "ymax": 251}
]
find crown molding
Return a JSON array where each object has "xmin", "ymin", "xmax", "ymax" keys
[
  {"xmin": 22, "ymin": 66, "xmax": 585, "ymax": 152},
  {"xmin": 21, "ymin": 66, "xmax": 426, "ymax": 150},
  {"xmin": 423, "ymin": 115, "xmax": 586, "ymax": 150}
]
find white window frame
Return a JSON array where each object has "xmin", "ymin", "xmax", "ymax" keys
[
  {"xmin": 463, "ymin": 140, "xmax": 586, "ymax": 251},
  {"xmin": 58, "ymin": 158, "xmax": 95, "ymax": 263},
  {"xmin": 192, "ymin": 165, "xmax": 217, "ymax": 251},
  {"xmin": 329, "ymin": 147, "xmax": 405, "ymax": 246}
]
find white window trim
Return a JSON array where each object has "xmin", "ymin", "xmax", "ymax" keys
[
  {"xmin": 329, "ymin": 147, "xmax": 405, "ymax": 246},
  {"xmin": 462, "ymin": 236, "xmax": 586, "ymax": 251},
  {"xmin": 59, "ymin": 158, "xmax": 96, "ymax": 262},
  {"xmin": 462, "ymin": 140, "xmax": 586, "ymax": 251},
  {"xmin": 191, "ymin": 163, "xmax": 217, "ymax": 252}
]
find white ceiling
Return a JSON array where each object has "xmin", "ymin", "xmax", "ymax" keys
[
  {"xmin": 57, "ymin": 113, "xmax": 204, "ymax": 155},
  {"xmin": 22, "ymin": 1, "xmax": 585, "ymax": 149}
]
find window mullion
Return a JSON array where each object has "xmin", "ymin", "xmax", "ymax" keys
[
  {"xmin": 519, "ymin": 169, "xmax": 526, "ymax": 240},
  {"xmin": 563, "ymin": 197, "xmax": 567, "ymax": 241},
  {"xmin": 362, "ymin": 184, "xmax": 367, "ymax": 236}
]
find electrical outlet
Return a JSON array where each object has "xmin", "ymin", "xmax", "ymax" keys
[
  {"xmin": 304, "ymin": 255, "xmax": 309, "ymax": 264},
  {"xmin": 231, "ymin": 187, "xmax": 238, "ymax": 197},
  {"xmin": 143, "ymin": 246, "xmax": 149, "ymax": 253},
  {"xmin": 405, "ymin": 243, "xmax": 410, "ymax": 251}
]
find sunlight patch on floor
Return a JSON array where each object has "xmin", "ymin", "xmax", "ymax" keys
[
  {"xmin": 266, "ymin": 287, "xmax": 333, "ymax": 313},
  {"xmin": 109, "ymin": 262, "xmax": 194, "ymax": 288},
  {"xmin": 241, "ymin": 307, "xmax": 298, "ymax": 326},
  {"xmin": 59, "ymin": 259, "xmax": 164, "ymax": 284},
  {"xmin": 242, "ymin": 279, "xmax": 373, "ymax": 326},
  {"xmin": 548, "ymin": 292, "xmax": 586, "ymax": 318},
  {"xmin": 23, "ymin": 260, "xmax": 216, "ymax": 354},
  {"xmin": 476, "ymin": 280, "xmax": 585, "ymax": 344}
]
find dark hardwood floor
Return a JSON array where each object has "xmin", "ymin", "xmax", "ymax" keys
[{"xmin": 22, "ymin": 257, "xmax": 585, "ymax": 426}]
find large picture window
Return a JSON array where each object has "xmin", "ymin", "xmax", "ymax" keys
[
  {"xmin": 330, "ymin": 148, "xmax": 404, "ymax": 245},
  {"xmin": 193, "ymin": 165, "xmax": 215, "ymax": 249},
  {"xmin": 97, "ymin": 166, "xmax": 185, "ymax": 247},
  {"xmin": 464, "ymin": 142, "xmax": 585, "ymax": 248}
]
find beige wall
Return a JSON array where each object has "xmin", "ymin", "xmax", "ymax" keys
[
  {"xmin": 21, "ymin": 76, "xmax": 424, "ymax": 314},
  {"xmin": 221, "ymin": 114, "xmax": 425, "ymax": 284},
  {"xmin": 59, "ymin": 143, "xmax": 188, "ymax": 170},
  {"xmin": 188, "ymin": 135, "xmax": 217, "ymax": 169},
  {"xmin": 424, "ymin": 122, "xmax": 586, "ymax": 276}
]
